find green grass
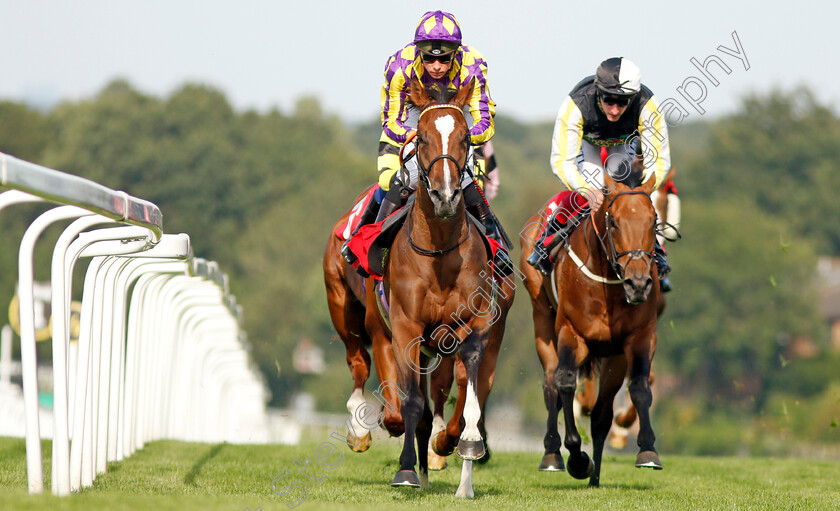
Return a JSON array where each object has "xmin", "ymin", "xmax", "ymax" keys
[{"xmin": 1, "ymin": 436, "xmax": 839, "ymax": 510}]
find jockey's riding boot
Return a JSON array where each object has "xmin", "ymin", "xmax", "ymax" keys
[
  {"xmin": 654, "ymin": 242, "xmax": 672, "ymax": 293},
  {"xmin": 526, "ymin": 210, "xmax": 584, "ymax": 276},
  {"xmin": 464, "ymin": 182, "xmax": 513, "ymax": 277},
  {"xmin": 374, "ymin": 196, "xmax": 401, "ymax": 223},
  {"xmin": 340, "ymin": 244, "xmax": 355, "ymax": 264}
]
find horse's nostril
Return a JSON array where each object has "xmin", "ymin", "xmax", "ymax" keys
[{"xmin": 430, "ymin": 190, "xmax": 441, "ymax": 200}]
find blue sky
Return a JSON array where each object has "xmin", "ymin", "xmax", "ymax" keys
[{"xmin": 1, "ymin": 0, "xmax": 834, "ymax": 122}]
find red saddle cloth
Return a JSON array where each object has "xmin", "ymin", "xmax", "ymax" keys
[
  {"xmin": 336, "ymin": 185, "xmax": 505, "ymax": 279},
  {"xmin": 334, "ymin": 186, "xmax": 379, "ymax": 241}
]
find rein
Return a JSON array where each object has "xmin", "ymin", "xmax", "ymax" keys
[{"xmin": 406, "ymin": 206, "xmax": 472, "ymax": 256}]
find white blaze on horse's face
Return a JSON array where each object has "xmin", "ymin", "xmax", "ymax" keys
[{"xmin": 434, "ymin": 114, "xmax": 456, "ymax": 198}]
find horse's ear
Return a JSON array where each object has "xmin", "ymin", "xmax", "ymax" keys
[
  {"xmin": 661, "ymin": 165, "xmax": 676, "ymax": 186},
  {"xmin": 408, "ymin": 79, "xmax": 432, "ymax": 110},
  {"xmin": 452, "ymin": 77, "xmax": 475, "ymax": 108},
  {"xmin": 602, "ymin": 162, "xmax": 619, "ymax": 191},
  {"xmin": 641, "ymin": 172, "xmax": 656, "ymax": 194}
]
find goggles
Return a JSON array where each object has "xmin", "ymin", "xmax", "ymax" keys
[
  {"xmin": 421, "ymin": 52, "xmax": 453, "ymax": 64},
  {"xmin": 601, "ymin": 93, "xmax": 634, "ymax": 107}
]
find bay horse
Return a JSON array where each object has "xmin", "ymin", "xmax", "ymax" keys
[
  {"xmin": 323, "ymin": 79, "xmax": 513, "ymax": 498},
  {"xmin": 574, "ymin": 166, "xmax": 678, "ymax": 449},
  {"xmin": 520, "ymin": 165, "xmax": 662, "ymax": 487}
]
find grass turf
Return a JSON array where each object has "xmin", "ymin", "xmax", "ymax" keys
[{"xmin": 1, "ymin": 436, "xmax": 839, "ymax": 510}]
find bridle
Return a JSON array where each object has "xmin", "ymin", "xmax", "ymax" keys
[
  {"xmin": 403, "ymin": 103, "xmax": 472, "ymax": 256},
  {"xmin": 412, "ymin": 104, "xmax": 471, "ymax": 190},
  {"xmin": 593, "ymin": 190, "xmax": 655, "ymax": 282}
]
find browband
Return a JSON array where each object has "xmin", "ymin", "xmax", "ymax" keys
[{"xmin": 418, "ymin": 104, "xmax": 463, "ymax": 120}]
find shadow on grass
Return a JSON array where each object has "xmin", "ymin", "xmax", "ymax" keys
[
  {"xmin": 184, "ymin": 443, "xmax": 225, "ymax": 487},
  {"xmin": 334, "ymin": 474, "xmax": 504, "ymax": 499},
  {"xmin": 533, "ymin": 479, "xmax": 654, "ymax": 491}
]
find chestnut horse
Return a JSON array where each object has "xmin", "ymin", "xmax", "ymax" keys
[
  {"xmin": 575, "ymin": 166, "xmax": 678, "ymax": 449},
  {"xmin": 520, "ymin": 166, "xmax": 662, "ymax": 487},
  {"xmin": 323, "ymin": 79, "xmax": 513, "ymax": 498},
  {"xmin": 324, "ymin": 184, "xmax": 398, "ymax": 452}
]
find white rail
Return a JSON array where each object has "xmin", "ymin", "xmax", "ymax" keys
[{"xmin": 0, "ymin": 152, "xmax": 268, "ymax": 495}]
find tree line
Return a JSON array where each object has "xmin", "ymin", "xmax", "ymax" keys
[{"xmin": 0, "ymin": 81, "xmax": 836, "ymax": 453}]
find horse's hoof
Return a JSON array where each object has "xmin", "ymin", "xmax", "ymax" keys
[
  {"xmin": 455, "ymin": 485, "xmax": 475, "ymax": 499},
  {"xmin": 456, "ymin": 439, "xmax": 486, "ymax": 460},
  {"xmin": 635, "ymin": 450, "xmax": 663, "ymax": 470},
  {"xmin": 432, "ymin": 431, "xmax": 455, "ymax": 457},
  {"xmin": 538, "ymin": 452, "xmax": 565, "ymax": 471},
  {"xmin": 567, "ymin": 452, "xmax": 595, "ymax": 480},
  {"xmin": 428, "ymin": 449, "xmax": 448, "ymax": 471},
  {"xmin": 391, "ymin": 469, "xmax": 421, "ymax": 487},
  {"xmin": 475, "ymin": 445, "xmax": 491, "ymax": 465},
  {"xmin": 608, "ymin": 428, "xmax": 629, "ymax": 450},
  {"xmin": 348, "ymin": 432, "xmax": 372, "ymax": 453}
]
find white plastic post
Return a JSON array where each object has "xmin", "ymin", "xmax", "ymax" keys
[
  {"xmin": 18, "ymin": 205, "xmax": 92, "ymax": 494},
  {"xmin": 50, "ymin": 214, "xmax": 118, "ymax": 496}
]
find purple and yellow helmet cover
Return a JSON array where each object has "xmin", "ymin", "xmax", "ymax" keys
[{"xmin": 413, "ymin": 10, "xmax": 462, "ymax": 53}]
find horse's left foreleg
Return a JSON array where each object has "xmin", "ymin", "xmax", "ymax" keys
[
  {"xmin": 456, "ymin": 332, "xmax": 486, "ymax": 459},
  {"xmin": 555, "ymin": 324, "xmax": 594, "ymax": 480},
  {"xmin": 455, "ymin": 332, "xmax": 487, "ymax": 499},
  {"xmin": 589, "ymin": 357, "xmax": 626, "ymax": 487},
  {"xmin": 626, "ymin": 331, "xmax": 662, "ymax": 470}
]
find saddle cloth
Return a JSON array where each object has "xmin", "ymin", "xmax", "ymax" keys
[
  {"xmin": 339, "ymin": 190, "xmax": 501, "ymax": 279},
  {"xmin": 334, "ymin": 186, "xmax": 379, "ymax": 241}
]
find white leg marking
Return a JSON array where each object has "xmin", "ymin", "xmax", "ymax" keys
[
  {"xmin": 434, "ymin": 115, "xmax": 456, "ymax": 197},
  {"xmin": 431, "ymin": 414, "xmax": 446, "ymax": 439},
  {"xmin": 461, "ymin": 380, "xmax": 482, "ymax": 441},
  {"xmin": 346, "ymin": 389, "xmax": 367, "ymax": 432},
  {"xmin": 455, "ymin": 459, "xmax": 474, "ymax": 498}
]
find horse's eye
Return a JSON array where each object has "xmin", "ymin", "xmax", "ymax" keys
[{"xmin": 609, "ymin": 218, "xmax": 617, "ymax": 229}]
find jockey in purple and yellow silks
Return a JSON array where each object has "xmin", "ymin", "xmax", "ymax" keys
[
  {"xmin": 342, "ymin": 10, "xmax": 513, "ymax": 276},
  {"xmin": 377, "ymin": 16, "xmax": 495, "ymax": 188},
  {"xmin": 527, "ymin": 57, "xmax": 674, "ymax": 291}
]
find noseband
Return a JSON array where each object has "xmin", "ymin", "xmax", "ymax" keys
[
  {"xmin": 597, "ymin": 190, "xmax": 655, "ymax": 281},
  {"xmin": 413, "ymin": 104, "xmax": 470, "ymax": 190}
]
